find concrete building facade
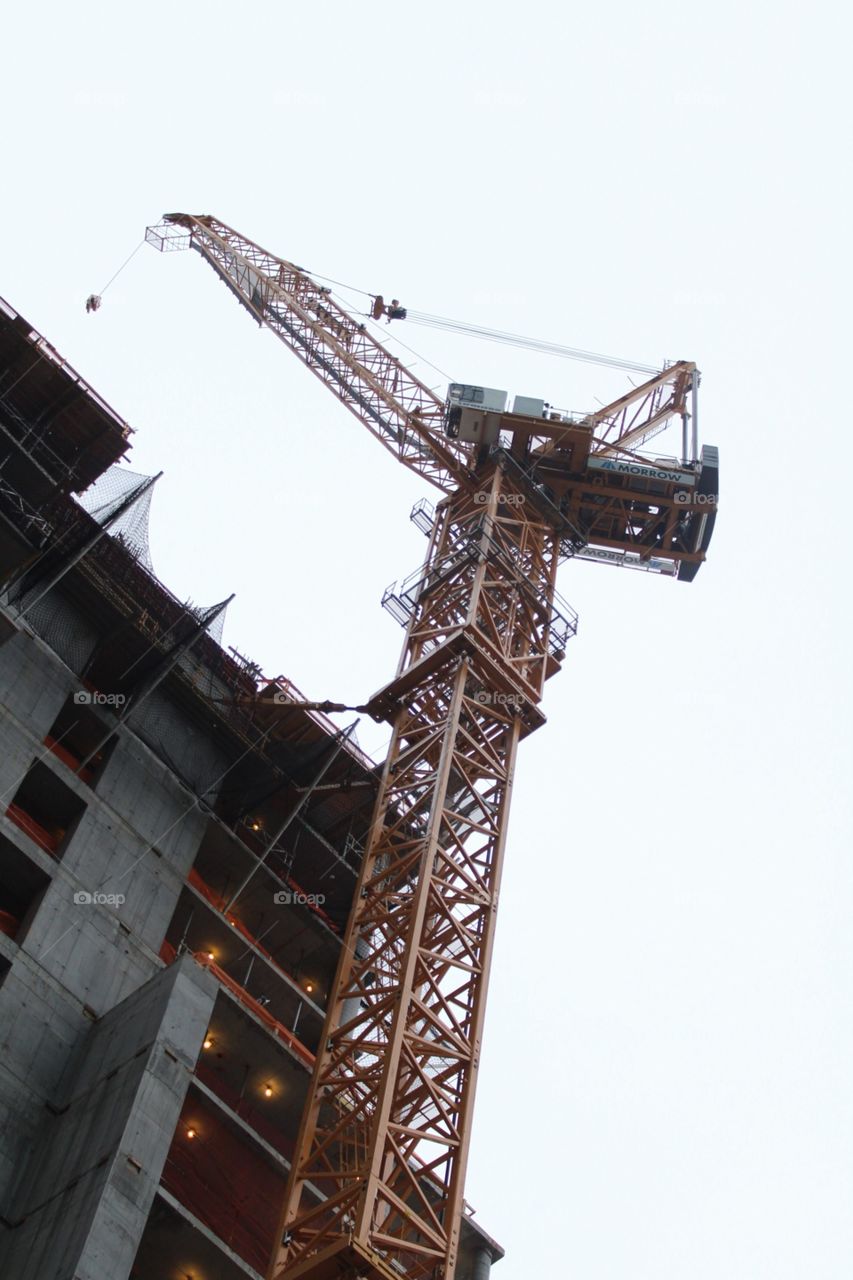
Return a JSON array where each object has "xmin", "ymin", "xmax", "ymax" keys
[{"xmin": 0, "ymin": 297, "xmax": 501, "ymax": 1280}]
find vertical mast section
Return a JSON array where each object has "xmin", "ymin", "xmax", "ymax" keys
[
  {"xmin": 146, "ymin": 215, "xmax": 472, "ymax": 494},
  {"xmin": 145, "ymin": 214, "xmax": 706, "ymax": 1277},
  {"xmin": 272, "ymin": 465, "xmax": 573, "ymax": 1280}
]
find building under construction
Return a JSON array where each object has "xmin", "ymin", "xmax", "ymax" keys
[
  {"xmin": 0, "ymin": 296, "xmax": 503, "ymax": 1280},
  {"xmin": 1, "ymin": 214, "xmax": 716, "ymax": 1280}
]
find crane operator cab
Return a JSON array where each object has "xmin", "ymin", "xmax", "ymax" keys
[{"xmin": 443, "ymin": 381, "xmax": 718, "ymax": 582}]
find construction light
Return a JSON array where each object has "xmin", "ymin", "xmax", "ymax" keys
[
  {"xmin": 263, "ymin": 1083, "xmax": 274, "ymax": 1098},
  {"xmin": 203, "ymin": 1036, "xmax": 213, "ymax": 1050},
  {"xmin": 186, "ymin": 1127, "xmax": 197, "ymax": 1140},
  {"xmin": 306, "ymin": 982, "xmax": 314, "ymax": 994}
]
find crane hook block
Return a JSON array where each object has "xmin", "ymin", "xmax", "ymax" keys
[{"xmin": 85, "ymin": 294, "xmax": 102, "ymax": 314}]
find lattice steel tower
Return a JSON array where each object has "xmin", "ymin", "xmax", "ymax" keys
[{"xmin": 146, "ymin": 214, "xmax": 718, "ymax": 1280}]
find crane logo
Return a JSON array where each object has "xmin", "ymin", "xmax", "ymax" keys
[{"xmin": 588, "ymin": 457, "xmax": 696, "ymax": 486}]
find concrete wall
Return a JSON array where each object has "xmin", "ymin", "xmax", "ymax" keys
[
  {"xmin": 0, "ymin": 949, "xmax": 81, "ymax": 1205},
  {"xmin": 0, "ymin": 620, "xmax": 219, "ymax": 1278},
  {"xmin": 0, "ymin": 955, "xmax": 216, "ymax": 1280},
  {"xmin": 127, "ymin": 688, "xmax": 231, "ymax": 798},
  {"xmin": 95, "ymin": 733, "xmax": 209, "ymax": 877},
  {"xmin": 19, "ymin": 873, "xmax": 161, "ymax": 1018},
  {"xmin": 17, "ymin": 591, "xmax": 99, "ymax": 677},
  {"xmin": 0, "ymin": 630, "xmax": 73, "ymax": 801}
]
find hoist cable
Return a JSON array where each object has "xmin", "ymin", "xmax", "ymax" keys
[
  {"xmin": 98, "ymin": 239, "xmax": 145, "ymax": 296},
  {"xmin": 328, "ymin": 291, "xmax": 456, "ymax": 386},
  {"xmin": 404, "ymin": 311, "xmax": 660, "ymax": 376},
  {"xmin": 298, "ymin": 261, "xmax": 657, "ymax": 377}
]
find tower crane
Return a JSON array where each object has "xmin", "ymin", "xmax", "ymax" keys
[{"xmin": 145, "ymin": 214, "xmax": 718, "ymax": 1280}]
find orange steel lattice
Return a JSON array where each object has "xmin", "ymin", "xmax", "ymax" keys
[
  {"xmin": 146, "ymin": 215, "xmax": 471, "ymax": 494},
  {"xmin": 146, "ymin": 215, "xmax": 716, "ymax": 1280},
  {"xmin": 272, "ymin": 466, "xmax": 566, "ymax": 1280}
]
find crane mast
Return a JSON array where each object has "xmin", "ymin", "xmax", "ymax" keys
[{"xmin": 147, "ymin": 215, "xmax": 717, "ymax": 1280}]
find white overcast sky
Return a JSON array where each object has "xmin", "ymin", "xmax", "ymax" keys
[{"xmin": 3, "ymin": 2, "xmax": 852, "ymax": 1277}]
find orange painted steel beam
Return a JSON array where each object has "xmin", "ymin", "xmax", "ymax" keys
[
  {"xmin": 146, "ymin": 215, "xmax": 716, "ymax": 1280},
  {"xmin": 272, "ymin": 468, "xmax": 560, "ymax": 1280},
  {"xmin": 147, "ymin": 215, "xmax": 473, "ymax": 495}
]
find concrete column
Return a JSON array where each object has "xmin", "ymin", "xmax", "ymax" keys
[
  {"xmin": 472, "ymin": 1245, "xmax": 493, "ymax": 1280},
  {"xmin": 0, "ymin": 954, "xmax": 217, "ymax": 1280}
]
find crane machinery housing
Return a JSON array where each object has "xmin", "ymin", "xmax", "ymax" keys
[{"xmin": 145, "ymin": 213, "xmax": 718, "ymax": 1280}]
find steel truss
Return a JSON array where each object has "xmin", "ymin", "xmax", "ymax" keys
[
  {"xmin": 146, "ymin": 215, "xmax": 471, "ymax": 494},
  {"xmin": 145, "ymin": 211, "xmax": 714, "ymax": 1280},
  {"xmin": 272, "ymin": 464, "xmax": 562, "ymax": 1280}
]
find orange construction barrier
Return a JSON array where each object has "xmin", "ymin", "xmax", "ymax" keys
[
  {"xmin": 162, "ymin": 1094, "xmax": 285, "ymax": 1274},
  {"xmin": 194, "ymin": 952, "xmax": 315, "ymax": 1069},
  {"xmin": 44, "ymin": 735, "xmax": 95, "ymax": 785},
  {"xmin": 187, "ymin": 867, "xmax": 306, "ymax": 986},
  {"xmin": 5, "ymin": 803, "xmax": 60, "ymax": 855}
]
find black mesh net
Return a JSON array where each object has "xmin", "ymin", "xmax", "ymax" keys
[
  {"xmin": 20, "ymin": 593, "xmax": 99, "ymax": 674},
  {"xmin": 77, "ymin": 465, "xmax": 227, "ymax": 644},
  {"xmin": 126, "ymin": 687, "xmax": 231, "ymax": 797},
  {"xmin": 77, "ymin": 464, "xmax": 156, "ymax": 571}
]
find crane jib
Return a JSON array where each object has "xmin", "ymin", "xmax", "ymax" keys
[
  {"xmin": 263, "ymin": 300, "xmax": 456, "ymax": 476},
  {"xmin": 195, "ymin": 240, "xmax": 462, "ymax": 490}
]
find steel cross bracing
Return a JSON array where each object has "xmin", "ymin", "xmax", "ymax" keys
[
  {"xmin": 145, "ymin": 213, "xmax": 714, "ymax": 1280},
  {"xmin": 272, "ymin": 464, "xmax": 560, "ymax": 1280},
  {"xmin": 586, "ymin": 362, "xmax": 696, "ymax": 457},
  {"xmin": 145, "ymin": 215, "xmax": 473, "ymax": 494}
]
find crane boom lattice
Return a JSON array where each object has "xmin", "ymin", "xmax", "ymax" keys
[
  {"xmin": 146, "ymin": 214, "xmax": 471, "ymax": 493},
  {"xmin": 146, "ymin": 213, "xmax": 717, "ymax": 1280},
  {"xmin": 273, "ymin": 469, "xmax": 564, "ymax": 1280}
]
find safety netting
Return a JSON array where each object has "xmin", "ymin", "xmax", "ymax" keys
[{"xmin": 76, "ymin": 465, "xmax": 227, "ymax": 643}]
